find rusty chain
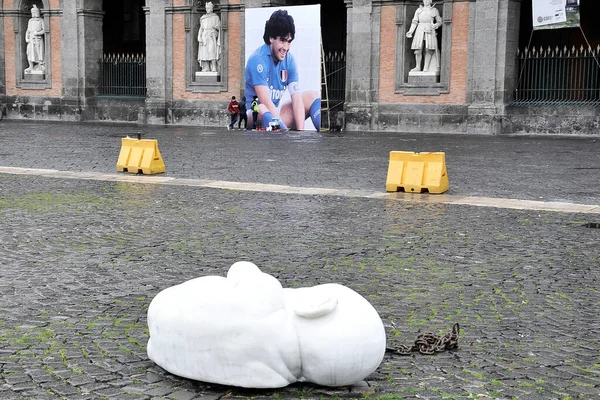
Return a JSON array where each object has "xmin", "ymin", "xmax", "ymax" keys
[{"xmin": 386, "ymin": 323, "xmax": 460, "ymax": 355}]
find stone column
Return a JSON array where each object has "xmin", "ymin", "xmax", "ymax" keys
[
  {"xmin": 55, "ymin": 0, "xmax": 102, "ymax": 120},
  {"xmin": 0, "ymin": 1, "xmax": 6, "ymax": 113},
  {"xmin": 467, "ymin": 0, "xmax": 521, "ymax": 134},
  {"xmin": 146, "ymin": 0, "xmax": 171, "ymax": 124},
  {"xmin": 244, "ymin": 0, "xmax": 262, "ymax": 8},
  {"xmin": 345, "ymin": 0, "xmax": 376, "ymax": 131},
  {"xmin": 58, "ymin": 1, "xmax": 101, "ymax": 119},
  {"xmin": 60, "ymin": 2, "xmax": 78, "ymax": 102}
]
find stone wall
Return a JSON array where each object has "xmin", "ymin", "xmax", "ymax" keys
[
  {"xmin": 87, "ymin": 98, "xmax": 147, "ymax": 123},
  {"xmin": 370, "ymin": 103, "xmax": 469, "ymax": 133},
  {"xmin": 505, "ymin": 106, "xmax": 600, "ymax": 135},
  {"xmin": 3, "ymin": 94, "xmax": 68, "ymax": 120},
  {"xmin": 166, "ymin": 99, "xmax": 229, "ymax": 126}
]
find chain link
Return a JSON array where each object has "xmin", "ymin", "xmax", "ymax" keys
[{"xmin": 386, "ymin": 323, "xmax": 460, "ymax": 355}]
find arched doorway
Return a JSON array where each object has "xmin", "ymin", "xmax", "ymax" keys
[{"xmin": 99, "ymin": 0, "xmax": 147, "ymax": 97}]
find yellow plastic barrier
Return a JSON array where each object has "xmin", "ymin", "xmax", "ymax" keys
[
  {"xmin": 116, "ymin": 137, "xmax": 165, "ymax": 175},
  {"xmin": 386, "ymin": 151, "xmax": 449, "ymax": 194}
]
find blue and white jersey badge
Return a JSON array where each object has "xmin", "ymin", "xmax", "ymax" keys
[{"xmin": 279, "ymin": 70, "xmax": 288, "ymax": 82}]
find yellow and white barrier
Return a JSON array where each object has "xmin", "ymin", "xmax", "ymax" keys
[
  {"xmin": 116, "ymin": 137, "xmax": 165, "ymax": 175},
  {"xmin": 386, "ymin": 151, "xmax": 449, "ymax": 194}
]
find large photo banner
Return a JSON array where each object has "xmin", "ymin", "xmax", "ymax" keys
[
  {"xmin": 532, "ymin": 0, "xmax": 580, "ymax": 30},
  {"xmin": 244, "ymin": 5, "xmax": 321, "ymax": 131}
]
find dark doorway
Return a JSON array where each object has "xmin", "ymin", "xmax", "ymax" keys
[
  {"xmin": 99, "ymin": 0, "xmax": 147, "ymax": 97},
  {"xmin": 519, "ymin": 0, "xmax": 600, "ymax": 49},
  {"xmin": 103, "ymin": 0, "xmax": 146, "ymax": 55},
  {"xmin": 290, "ymin": 0, "xmax": 346, "ymax": 53},
  {"xmin": 294, "ymin": 0, "xmax": 347, "ymax": 124},
  {"xmin": 514, "ymin": 0, "xmax": 600, "ymax": 105}
]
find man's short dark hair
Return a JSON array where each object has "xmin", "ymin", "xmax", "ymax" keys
[{"xmin": 263, "ymin": 10, "xmax": 295, "ymax": 45}]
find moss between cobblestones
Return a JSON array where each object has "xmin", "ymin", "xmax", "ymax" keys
[
  {"xmin": 1, "ymin": 177, "xmax": 599, "ymax": 399},
  {"xmin": 0, "ymin": 191, "xmax": 111, "ymax": 213}
]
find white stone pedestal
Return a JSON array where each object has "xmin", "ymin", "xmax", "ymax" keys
[
  {"xmin": 408, "ymin": 70, "xmax": 440, "ymax": 85},
  {"xmin": 195, "ymin": 71, "xmax": 219, "ymax": 84},
  {"xmin": 24, "ymin": 70, "xmax": 45, "ymax": 81}
]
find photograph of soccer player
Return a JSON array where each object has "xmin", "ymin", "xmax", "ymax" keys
[{"xmin": 245, "ymin": 7, "xmax": 321, "ymax": 131}]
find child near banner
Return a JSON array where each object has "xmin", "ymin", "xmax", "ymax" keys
[
  {"xmin": 238, "ymin": 96, "xmax": 248, "ymax": 130},
  {"xmin": 227, "ymin": 96, "xmax": 238, "ymax": 130},
  {"xmin": 251, "ymin": 96, "xmax": 259, "ymax": 130},
  {"xmin": 244, "ymin": 9, "xmax": 321, "ymax": 131}
]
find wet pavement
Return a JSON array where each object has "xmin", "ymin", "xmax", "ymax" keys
[{"xmin": 0, "ymin": 120, "xmax": 599, "ymax": 399}]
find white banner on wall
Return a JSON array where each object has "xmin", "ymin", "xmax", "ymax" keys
[
  {"xmin": 532, "ymin": 0, "xmax": 580, "ymax": 30},
  {"xmin": 244, "ymin": 5, "xmax": 321, "ymax": 131}
]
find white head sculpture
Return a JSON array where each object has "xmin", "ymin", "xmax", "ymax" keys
[
  {"xmin": 147, "ymin": 261, "xmax": 386, "ymax": 388},
  {"xmin": 205, "ymin": 1, "xmax": 213, "ymax": 13},
  {"xmin": 31, "ymin": 4, "xmax": 40, "ymax": 18}
]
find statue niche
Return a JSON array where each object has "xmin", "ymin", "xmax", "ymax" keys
[
  {"xmin": 24, "ymin": 4, "xmax": 46, "ymax": 79},
  {"xmin": 405, "ymin": 0, "xmax": 442, "ymax": 85},
  {"xmin": 195, "ymin": 1, "xmax": 221, "ymax": 82}
]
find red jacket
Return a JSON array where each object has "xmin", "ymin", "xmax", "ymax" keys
[{"xmin": 228, "ymin": 100, "xmax": 239, "ymax": 114}]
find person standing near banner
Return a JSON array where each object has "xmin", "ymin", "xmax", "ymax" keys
[
  {"xmin": 238, "ymin": 96, "xmax": 248, "ymax": 130},
  {"xmin": 251, "ymin": 95, "xmax": 259, "ymax": 130},
  {"xmin": 227, "ymin": 96, "xmax": 238, "ymax": 130},
  {"xmin": 244, "ymin": 9, "xmax": 321, "ymax": 131}
]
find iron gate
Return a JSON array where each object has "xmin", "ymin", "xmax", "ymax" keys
[
  {"xmin": 323, "ymin": 50, "xmax": 346, "ymax": 112},
  {"xmin": 513, "ymin": 45, "xmax": 600, "ymax": 105},
  {"xmin": 98, "ymin": 53, "xmax": 147, "ymax": 97}
]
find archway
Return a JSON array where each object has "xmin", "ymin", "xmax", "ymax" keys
[
  {"xmin": 102, "ymin": 0, "xmax": 146, "ymax": 55},
  {"xmin": 100, "ymin": 0, "xmax": 147, "ymax": 97}
]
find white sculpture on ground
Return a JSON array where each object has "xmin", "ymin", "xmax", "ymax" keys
[
  {"xmin": 147, "ymin": 261, "xmax": 386, "ymax": 388},
  {"xmin": 25, "ymin": 4, "xmax": 45, "ymax": 74}
]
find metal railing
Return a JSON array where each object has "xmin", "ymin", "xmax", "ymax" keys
[
  {"xmin": 98, "ymin": 53, "xmax": 147, "ymax": 98},
  {"xmin": 323, "ymin": 50, "xmax": 346, "ymax": 110},
  {"xmin": 512, "ymin": 45, "xmax": 600, "ymax": 106}
]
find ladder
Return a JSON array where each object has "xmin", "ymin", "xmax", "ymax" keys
[{"xmin": 320, "ymin": 37, "xmax": 330, "ymax": 132}]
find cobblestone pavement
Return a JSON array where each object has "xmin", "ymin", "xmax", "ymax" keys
[
  {"xmin": 0, "ymin": 121, "xmax": 599, "ymax": 399},
  {"xmin": 0, "ymin": 120, "xmax": 599, "ymax": 204}
]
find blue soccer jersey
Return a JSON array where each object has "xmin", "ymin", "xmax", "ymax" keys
[{"xmin": 245, "ymin": 43, "xmax": 299, "ymax": 110}]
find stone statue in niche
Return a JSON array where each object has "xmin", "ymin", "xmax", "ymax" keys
[
  {"xmin": 406, "ymin": 0, "xmax": 442, "ymax": 75},
  {"xmin": 24, "ymin": 4, "xmax": 45, "ymax": 75},
  {"xmin": 147, "ymin": 261, "xmax": 386, "ymax": 388},
  {"xmin": 197, "ymin": 1, "xmax": 221, "ymax": 73}
]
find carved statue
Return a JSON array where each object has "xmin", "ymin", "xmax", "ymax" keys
[
  {"xmin": 147, "ymin": 261, "xmax": 386, "ymax": 388},
  {"xmin": 197, "ymin": 2, "xmax": 221, "ymax": 73},
  {"xmin": 25, "ymin": 4, "xmax": 45, "ymax": 74},
  {"xmin": 406, "ymin": 0, "xmax": 442, "ymax": 74}
]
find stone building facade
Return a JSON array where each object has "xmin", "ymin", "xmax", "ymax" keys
[{"xmin": 0, "ymin": 0, "xmax": 597, "ymax": 134}]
